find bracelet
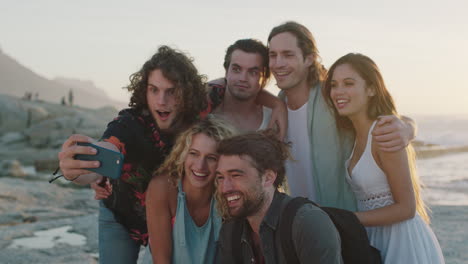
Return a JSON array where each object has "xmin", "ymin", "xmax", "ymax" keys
[{"xmin": 49, "ymin": 167, "xmax": 81, "ymax": 183}]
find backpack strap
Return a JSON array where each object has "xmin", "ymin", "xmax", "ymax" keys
[{"xmin": 279, "ymin": 196, "xmax": 313, "ymax": 264}]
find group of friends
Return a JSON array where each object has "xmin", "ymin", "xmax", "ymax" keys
[{"xmin": 57, "ymin": 21, "xmax": 445, "ymax": 263}]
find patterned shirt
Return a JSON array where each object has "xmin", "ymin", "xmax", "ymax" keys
[{"xmin": 101, "ymin": 85, "xmax": 225, "ymax": 245}]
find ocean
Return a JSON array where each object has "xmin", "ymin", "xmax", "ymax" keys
[
  {"xmin": 414, "ymin": 114, "xmax": 468, "ymax": 147},
  {"xmin": 414, "ymin": 115, "xmax": 468, "ymax": 206}
]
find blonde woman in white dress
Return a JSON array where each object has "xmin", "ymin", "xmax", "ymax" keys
[{"xmin": 324, "ymin": 53, "xmax": 445, "ymax": 264}]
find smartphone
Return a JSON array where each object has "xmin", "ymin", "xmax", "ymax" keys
[{"xmin": 75, "ymin": 142, "xmax": 124, "ymax": 179}]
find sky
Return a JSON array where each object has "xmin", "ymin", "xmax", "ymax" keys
[{"xmin": 1, "ymin": 0, "xmax": 467, "ymax": 115}]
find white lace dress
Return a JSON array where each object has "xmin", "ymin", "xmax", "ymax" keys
[{"xmin": 345, "ymin": 121, "xmax": 445, "ymax": 264}]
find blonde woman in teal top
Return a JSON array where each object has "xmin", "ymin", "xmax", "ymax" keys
[{"xmin": 144, "ymin": 117, "xmax": 236, "ymax": 264}]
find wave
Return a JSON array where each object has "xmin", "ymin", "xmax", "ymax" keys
[
  {"xmin": 414, "ymin": 114, "xmax": 468, "ymax": 147},
  {"xmin": 414, "ymin": 140, "xmax": 468, "ymax": 159}
]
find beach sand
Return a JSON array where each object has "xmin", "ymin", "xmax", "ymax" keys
[
  {"xmin": 431, "ymin": 205, "xmax": 468, "ymax": 264},
  {"xmin": 0, "ymin": 173, "xmax": 466, "ymax": 264}
]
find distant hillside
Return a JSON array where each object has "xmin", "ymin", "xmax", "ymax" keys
[{"xmin": 0, "ymin": 48, "xmax": 127, "ymax": 109}]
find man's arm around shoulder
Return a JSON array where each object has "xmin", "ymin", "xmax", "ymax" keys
[{"xmin": 292, "ymin": 204, "xmax": 343, "ymax": 264}]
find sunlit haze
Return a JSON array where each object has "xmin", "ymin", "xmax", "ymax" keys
[{"xmin": 2, "ymin": 0, "xmax": 467, "ymax": 115}]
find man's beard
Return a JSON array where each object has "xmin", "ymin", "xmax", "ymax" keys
[{"xmin": 229, "ymin": 185, "xmax": 266, "ymax": 219}]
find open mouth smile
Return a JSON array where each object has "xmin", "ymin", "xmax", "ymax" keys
[
  {"xmin": 157, "ymin": 111, "xmax": 171, "ymax": 120},
  {"xmin": 273, "ymin": 70, "xmax": 291, "ymax": 79},
  {"xmin": 192, "ymin": 170, "xmax": 209, "ymax": 178},
  {"xmin": 335, "ymin": 99, "xmax": 349, "ymax": 109},
  {"xmin": 225, "ymin": 193, "xmax": 242, "ymax": 207}
]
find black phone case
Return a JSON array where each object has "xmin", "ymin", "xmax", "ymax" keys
[{"xmin": 75, "ymin": 142, "xmax": 124, "ymax": 179}]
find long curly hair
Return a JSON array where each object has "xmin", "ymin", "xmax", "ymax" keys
[
  {"xmin": 154, "ymin": 116, "xmax": 237, "ymax": 186},
  {"xmin": 125, "ymin": 45, "xmax": 208, "ymax": 129},
  {"xmin": 323, "ymin": 53, "xmax": 430, "ymax": 223},
  {"xmin": 268, "ymin": 21, "xmax": 327, "ymax": 87}
]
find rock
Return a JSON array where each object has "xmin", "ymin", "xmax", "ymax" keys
[
  {"xmin": 0, "ymin": 213, "xmax": 23, "ymax": 225},
  {"xmin": 27, "ymin": 105, "xmax": 50, "ymax": 124},
  {"xmin": 51, "ymin": 138, "xmax": 67, "ymax": 148},
  {"xmin": 0, "ymin": 160, "xmax": 27, "ymax": 177},
  {"xmin": 22, "ymin": 110, "xmax": 110, "ymax": 148},
  {"xmin": 0, "ymin": 94, "xmax": 117, "ymax": 149},
  {"xmin": 0, "ymin": 96, "xmax": 51, "ymax": 134},
  {"xmin": 0, "ymin": 98, "xmax": 27, "ymax": 133},
  {"xmin": 22, "ymin": 216, "xmax": 38, "ymax": 223},
  {"xmin": 34, "ymin": 159, "xmax": 59, "ymax": 172},
  {"xmin": 0, "ymin": 147, "xmax": 59, "ymax": 167},
  {"xmin": 24, "ymin": 118, "xmax": 72, "ymax": 148},
  {"xmin": 0, "ymin": 132, "xmax": 26, "ymax": 145}
]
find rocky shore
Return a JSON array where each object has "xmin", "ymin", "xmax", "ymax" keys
[
  {"xmin": 0, "ymin": 94, "xmax": 466, "ymax": 263},
  {"xmin": 0, "ymin": 94, "xmax": 119, "ymax": 263}
]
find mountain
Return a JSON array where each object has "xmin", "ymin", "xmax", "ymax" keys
[{"xmin": 0, "ymin": 48, "xmax": 127, "ymax": 109}]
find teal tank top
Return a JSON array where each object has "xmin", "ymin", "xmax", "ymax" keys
[{"xmin": 171, "ymin": 183, "xmax": 221, "ymax": 264}]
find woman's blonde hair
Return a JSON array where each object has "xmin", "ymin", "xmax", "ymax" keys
[
  {"xmin": 324, "ymin": 53, "xmax": 430, "ymax": 223},
  {"xmin": 407, "ymin": 146, "xmax": 431, "ymax": 223},
  {"xmin": 155, "ymin": 116, "xmax": 237, "ymax": 186}
]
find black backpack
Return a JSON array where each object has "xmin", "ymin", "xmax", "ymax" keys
[
  {"xmin": 230, "ymin": 197, "xmax": 382, "ymax": 264},
  {"xmin": 280, "ymin": 197, "xmax": 382, "ymax": 264}
]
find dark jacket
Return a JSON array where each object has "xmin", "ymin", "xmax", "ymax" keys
[{"xmin": 216, "ymin": 191, "xmax": 343, "ymax": 264}]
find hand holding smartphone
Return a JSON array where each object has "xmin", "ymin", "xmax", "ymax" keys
[{"xmin": 75, "ymin": 142, "xmax": 124, "ymax": 179}]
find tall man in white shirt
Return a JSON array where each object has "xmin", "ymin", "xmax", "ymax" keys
[{"xmin": 267, "ymin": 21, "xmax": 416, "ymax": 210}]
